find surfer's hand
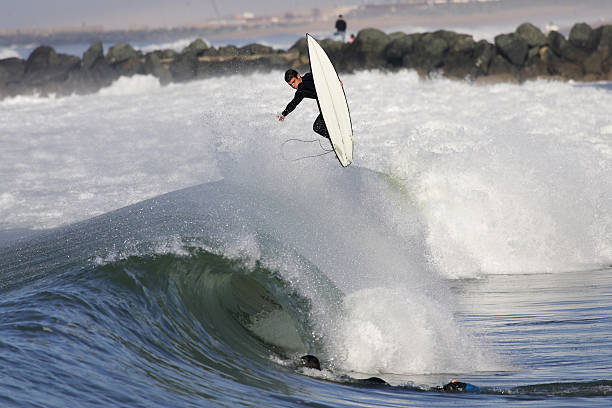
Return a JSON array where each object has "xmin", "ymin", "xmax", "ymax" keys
[{"xmin": 277, "ymin": 113, "xmax": 285, "ymax": 122}]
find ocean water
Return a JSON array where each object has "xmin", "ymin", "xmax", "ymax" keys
[{"xmin": 1, "ymin": 70, "xmax": 611, "ymax": 407}]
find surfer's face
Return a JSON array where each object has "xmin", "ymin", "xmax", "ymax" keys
[{"xmin": 288, "ymin": 75, "xmax": 302, "ymax": 89}]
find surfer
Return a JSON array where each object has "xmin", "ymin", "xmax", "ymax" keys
[
  {"xmin": 278, "ymin": 69, "xmax": 342, "ymax": 140},
  {"xmin": 297, "ymin": 355, "xmax": 480, "ymax": 392},
  {"xmin": 297, "ymin": 355, "xmax": 389, "ymax": 386}
]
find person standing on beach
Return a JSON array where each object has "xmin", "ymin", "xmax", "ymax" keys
[{"xmin": 335, "ymin": 15, "xmax": 347, "ymax": 42}]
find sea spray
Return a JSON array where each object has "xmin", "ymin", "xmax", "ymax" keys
[{"xmin": 2, "ymin": 68, "xmax": 612, "ymax": 407}]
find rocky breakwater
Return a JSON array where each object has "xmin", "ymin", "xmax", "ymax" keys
[
  {"xmin": 1, "ymin": 22, "xmax": 611, "ymax": 100},
  {"xmin": 289, "ymin": 22, "xmax": 612, "ymax": 83},
  {"xmin": 0, "ymin": 39, "xmax": 295, "ymax": 99}
]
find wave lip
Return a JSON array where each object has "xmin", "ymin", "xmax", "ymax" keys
[{"xmin": 0, "ymin": 246, "xmax": 324, "ymax": 407}]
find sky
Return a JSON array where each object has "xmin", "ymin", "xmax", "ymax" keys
[
  {"xmin": 2, "ymin": 1, "xmax": 610, "ymax": 32},
  {"xmin": 0, "ymin": 0, "xmax": 353, "ymax": 30}
]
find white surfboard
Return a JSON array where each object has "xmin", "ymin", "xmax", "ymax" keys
[{"xmin": 307, "ymin": 34, "xmax": 353, "ymax": 167}]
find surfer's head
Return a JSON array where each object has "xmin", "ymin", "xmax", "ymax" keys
[
  {"xmin": 298, "ymin": 355, "xmax": 321, "ymax": 370},
  {"xmin": 285, "ymin": 69, "xmax": 302, "ymax": 89}
]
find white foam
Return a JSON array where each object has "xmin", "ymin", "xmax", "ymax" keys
[
  {"xmin": 0, "ymin": 47, "xmax": 20, "ymax": 59},
  {"xmin": 98, "ymin": 74, "xmax": 161, "ymax": 96},
  {"xmin": 0, "ymin": 71, "xmax": 610, "ymax": 279},
  {"xmin": 0, "ymin": 192, "xmax": 17, "ymax": 210},
  {"xmin": 331, "ymin": 286, "xmax": 495, "ymax": 375},
  {"xmin": 136, "ymin": 37, "xmax": 208, "ymax": 54},
  {"xmin": 221, "ymin": 233, "xmax": 263, "ymax": 269},
  {"xmin": 0, "ymin": 92, "xmax": 55, "ymax": 105}
]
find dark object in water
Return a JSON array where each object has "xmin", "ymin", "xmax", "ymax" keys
[
  {"xmin": 297, "ymin": 355, "xmax": 479, "ymax": 392},
  {"xmin": 299, "ymin": 355, "xmax": 321, "ymax": 370},
  {"xmin": 439, "ymin": 379, "xmax": 481, "ymax": 393},
  {"xmin": 353, "ymin": 376, "xmax": 389, "ymax": 386}
]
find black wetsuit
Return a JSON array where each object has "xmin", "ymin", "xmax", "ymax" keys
[
  {"xmin": 296, "ymin": 355, "xmax": 480, "ymax": 393},
  {"xmin": 282, "ymin": 73, "xmax": 329, "ymax": 139},
  {"xmin": 335, "ymin": 19, "xmax": 347, "ymax": 33},
  {"xmin": 335, "ymin": 19, "xmax": 347, "ymax": 41}
]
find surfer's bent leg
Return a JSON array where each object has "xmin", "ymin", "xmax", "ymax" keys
[{"xmin": 313, "ymin": 113, "xmax": 330, "ymax": 139}]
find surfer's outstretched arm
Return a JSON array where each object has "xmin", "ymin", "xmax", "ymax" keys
[
  {"xmin": 278, "ymin": 92, "xmax": 304, "ymax": 122},
  {"xmin": 282, "ymin": 93, "xmax": 304, "ymax": 118},
  {"xmin": 279, "ymin": 69, "xmax": 312, "ymax": 123}
]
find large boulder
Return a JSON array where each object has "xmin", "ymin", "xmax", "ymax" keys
[
  {"xmin": 24, "ymin": 46, "xmax": 80, "ymax": 86},
  {"xmin": 553, "ymin": 61, "xmax": 584, "ymax": 80},
  {"xmin": 545, "ymin": 43, "xmax": 584, "ymax": 79},
  {"xmin": 148, "ymin": 49, "xmax": 178, "ymax": 60},
  {"xmin": 114, "ymin": 57, "xmax": 145, "ymax": 76},
  {"xmin": 65, "ymin": 57, "xmax": 117, "ymax": 94},
  {"xmin": 349, "ymin": 28, "xmax": 391, "ymax": 69},
  {"xmin": 423, "ymin": 31, "xmax": 451, "ymax": 55},
  {"xmin": 0, "ymin": 57, "xmax": 25, "ymax": 86},
  {"xmin": 288, "ymin": 37, "xmax": 307, "ymax": 57},
  {"xmin": 547, "ymin": 31, "xmax": 567, "ymax": 56},
  {"xmin": 451, "ymin": 34, "xmax": 476, "ymax": 54},
  {"xmin": 443, "ymin": 34, "xmax": 477, "ymax": 78},
  {"xmin": 569, "ymin": 23, "xmax": 598, "ymax": 51},
  {"xmin": 516, "ymin": 23, "xmax": 547, "ymax": 48},
  {"xmin": 520, "ymin": 47, "xmax": 548, "ymax": 80},
  {"xmin": 169, "ymin": 52, "xmax": 198, "ymax": 81},
  {"xmin": 183, "ymin": 38, "xmax": 209, "ymax": 56},
  {"xmin": 85, "ymin": 57, "xmax": 117, "ymax": 84},
  {"xmin": 486, "ymin": 53, "xmax": 519, "ymax": 82},
  {"xmin": 199, "ymin": 47, "xmax": 220, "ymax": 57},
  {"xmin": 384, "ymin": 32, "xmax": 418, "ymax": 66},
  {"xmin": 106, "ymin": 43, "xmax": 140, "ymax": 64},
  {"xmin": 388, "ymin": 31, "xmax": 408, "ymax": 42},
  {"xmin": 217, "ymin": 45, "xmax": 240, "ymax": 57},
  {"xmin": 546, "ymin": 30, "xmax": 587, "ymax": 63},
  {"xmin": 494, "ymin": 33, "xmax": 528, "ymax": 65},
  {"xmin": 597, "ymin": 25, "xmax": 612, "ymax": 51},
  {"xmin": 422, "ymin": 32, "xmax": 449, "ymax": 56},
  {"xmin": 583, "ymin": 50, "xmax": 604, "ymax": 75},
  {"xmin": 197, "ymin": 59, "xmax": 238, "ymax": 77},
  {"xmin": 251, "ymin": 54, "xmax": 290, "ymax": 72},
  {"xmin": 82, "ymin": 41, "xmax": 103, "ymax": 69},
  {"xmin": 318, "ymin": 39, "xmax": 347, "ymax": 68},
  {"xmin": 537, "ymin": 46, "xmax": 558, "ymax": 73},
  {"xmin": 161, "ymin": 49, "xmax": 179, "ymax": 59},
  {"xmin": 406, "ymin": 30, "xmax": 454, "ymax": 71},
  {"xmin": 473, "ymin": 40, "xmax": 495, "ymax": 75},
  {"xmin": 562, "ymin": 44, "xmax": 589, "ymax": 63},
  {"xmin": 70, "ymin": 41, "xmax": 118, "ymax": 93},
  {"xmin": 238, "ymin": 43, "xmax": 275, "ymax": 56},
  {"xmin": 144, "ymin": 53, "xmax": 172, "ymax": 84}
]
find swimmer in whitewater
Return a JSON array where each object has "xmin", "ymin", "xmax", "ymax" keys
[
  {"xmin": 297, "ymin": 355, "xmax": 480, "ymax": 392},
  {"xmin": 278, "ymin": 69, "xmax": 342, "ymax": 139}
]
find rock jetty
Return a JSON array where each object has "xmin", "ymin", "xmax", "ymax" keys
[{"xmin": 1, "ymin": 22, "xmax": 611, "ymax": 99}]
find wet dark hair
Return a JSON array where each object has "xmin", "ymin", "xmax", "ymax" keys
[
  {"xmin": 285, "ymin": 69, "xmax": 298, "ymax": 83},
  {"xmin": 299, "ymin": 355, "xmax": 321, "ymax": 370}
]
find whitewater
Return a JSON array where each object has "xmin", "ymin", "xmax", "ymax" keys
[
  {"xmin": 2, "ymin": 71, "xmax": 610, "ymax": 271},
  {"xmin": 1, "ymin": 70, "xmax": 611, "ymax": 407}
]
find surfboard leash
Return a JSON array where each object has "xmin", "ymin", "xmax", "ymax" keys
[{"xmin": 280, "ymin": 138, "xmax": 334, "ymax": 162}]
